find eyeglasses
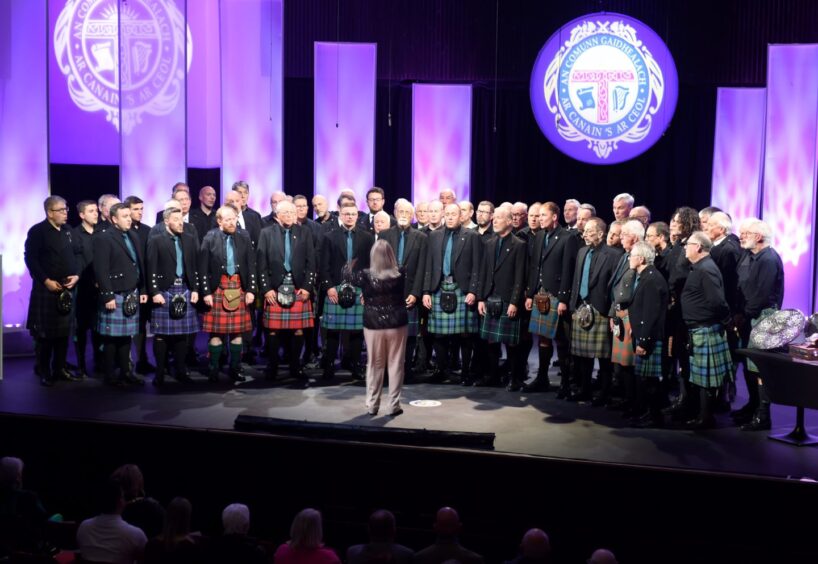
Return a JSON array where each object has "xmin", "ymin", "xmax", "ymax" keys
[
  {"xmin": 50, "ymin": 207, "xmax": 68, "ymax": 213},
  {"xmin": 684, "ymin": 242, "xmax": 700, "ymax": 247},
  {"xmin": 340, "ymin": 212, "xmax": 358, "ymax": 217}
]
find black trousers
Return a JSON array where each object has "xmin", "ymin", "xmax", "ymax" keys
[
  {"xmin": 103, "ymin": 336, "xmax": 133, "ymax": 381},
  {"xmin": 153, "ymin": 334, "xmax": 189, "ymax": 378},
  {"xmin": 324, "ymin": 330, "xmax": 363, "ymax": 369},
  {"xmin": 36, "ymin": 336, "xmax": 69, "ymax": 380}
]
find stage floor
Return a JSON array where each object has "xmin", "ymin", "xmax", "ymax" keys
[{"xmin": 2, "ymin": 353, "xmax": 818, "ymax": 481}]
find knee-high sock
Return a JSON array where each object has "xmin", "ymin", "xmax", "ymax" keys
[
  {"xmin": 229, "ymin": 343, "xmax": 243, "ymax": 370},
  {"xmin": 348, "ymin": 332, "xmax": 364, "ymax": 368},
  {"xmin": 172, "ymin": 336, "xmax": 188, "ymax": 377},
  {"xmin": 153, "ymin": 336, "xmax": 168, "ymax": 378},
  {"xmin": 116, "ymin": 338, "xmax": 132, "ymax": 376},
  {"xmin": 460, "ymin": 335, "xmax": 474, "ymax": 376},
  {"xmin": 433, "ymin": 338, "xmax": 449, "ymax": 372},
  {"xmin": 487, "ymin": 343, "xmax": 502, "ymax": 382},
  {"xmin": 266, "ymin": 333, "xmax": 280, "ymax": 369},
  {"xmin": 290, "ymin": 333, "xmax": 305, "ymax": 375},
  {"xmin": 208, "ymin": 343, "xmax": 223, "ymax": 370},
  {"xmin": 538, "ymin": 345, "xmax": 553, "ymax": 378},
  {"xmin": 324, "ymin": 331, "xmax": 340, "ymax": 368},
  {"xmin": 37, "ymin": 338, "xmax": 54, "ymax": 379}
]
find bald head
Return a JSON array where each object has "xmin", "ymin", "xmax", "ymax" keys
[
  {"xmin": 443, "ymin": 203, "xmax": 462, "ymax": 229},
  {"xmin": 439, "ymin": 189, "xmax": 456, "ymax": 206},
  {"xmin": 588, "ymin": 549, "xmax": 617, "ymax": 564},
  {"xmin": 521, "ymin": 528, "xmax": 551, "ymax": 560},
  {"xmin": 224, "ymin": 190, "xmax": 243, "ymax": 211},
  {"xmin": 433, "ymin": 507, "xmax": 461, "ymax": 538}
]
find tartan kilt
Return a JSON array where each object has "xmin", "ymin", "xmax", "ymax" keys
[
  {"xmin": 529, "ymin": 298, "xmax": 560, "ymax": 339},
  {"xmin": 322, "ymin": 285, "xmax": 364, "ymax": 331},
  {"xmin": 96, "ymin": 290, "xmax": 140, "ymax": 337},
  {"xmin": 202, "ymin": 274, "xmax": 253, "ymax": 334},
  {"xmin": 689, "ymin": 324, "xmax": 733, "ymax": 388},
  {"xmin": 570, "ymin": 307, "xmax": 611, "ymax": 359},
  {"xmin": 263, "ymin": 297, "xmax": 315, "ymax": 330},
  {"xmin": 150, "ymin": 283, "xmax": 200, "ymax": 335},
  {"xmin": 746, "ymin": 307, "xmax": 778, "ymax": 373},
  {"xmin": 406, "ymin": 306, "xmax": 420, "ymax": 338},
  {"xmin": 27, "ymin": 283, "xmax": 73, "ymax": 339},
  {"xmin": 611, "ymin": 310, "xmax": 635, "ymax": 367},
  {"xmin": 428, "ymin": 287, "xmax": 479, "ymax": 335},
  {"xmin": 480, "ymin": 311, "xmax": 521, "ymax": 345},
  {"xmin": 635, "ymin": 341, "xmax": 664, "ymax": 379}
]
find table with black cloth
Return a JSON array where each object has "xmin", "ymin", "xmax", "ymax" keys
[{"xmin": 737, "ymin": 348, "xmax": 818, "ymax": 446}]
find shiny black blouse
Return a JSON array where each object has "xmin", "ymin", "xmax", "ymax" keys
[{"xmin": 355, "ymin": 269, "xmax": 408, "ymax": 330}]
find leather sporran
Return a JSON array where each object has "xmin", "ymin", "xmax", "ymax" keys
[
  {"xmin": 534, "ymin": 291, "xmax": 551, "ymax": 315},
  {"xmin": 222, "ymin": 288, "xmax": 242, "ymax": 311},
  {"xmin": 122, "ymin": 292, "xmax": 139, "ymax": 317},
  {"xmin": 277, "ymin": 273, "xmax": 296, "ymax": 309},
  {"xmin": 169, "ymin": 294, "xmax": 188, "ymax": 319},
  {"xmin": 486, "ymin": 296, "xmax": 504, "ymax": 319},
  {"xmin": 440, "ymin": 278, "xmax": 458, "ymax": 314},
  {"xmin": 612, "ymin": 315, "xmax": 626, "ymax": 341},
  {"xmin": 338, "ymin": 282, "xmax": 357, "ymax": 309},
  {"xmin": 577, "ymin": 303, "xmax": 595, "ymax": 331},
  {"xmin": 56, "ymin": 289, "xmax": 73, "ymax": 315}
]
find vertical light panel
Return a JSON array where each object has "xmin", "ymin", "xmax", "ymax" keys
[
  {"xmin": 48, "ymin": 0, "xmax": 121, "ymax": 164},
  {"xmin": 0, "ymin": 0, "xmax": 49, "ymax": 325},
  {"xmin": 412, "ymin": 84, "xmax": 473, "ymax": 204},
  {"xmin": 761, "ymin": 44, "xmax": 818, "ymax": 315},
  {"xmin": 710, "ymin": 88, "xmax": 766, "ymax": 225},
  {"xmin": 221, "ymin": 0, "xmax": 283, "ymax": 213},
  {"xmin": 314, "ymin": 42, "xmax": 377, "ymax": 209},
  {"xmin": 119, "ymin": 0, "xmax": 189, "ymax": 221},
  {"xmin": 187, "ymin": 0, "xmax": 221, "ymax": 169}
]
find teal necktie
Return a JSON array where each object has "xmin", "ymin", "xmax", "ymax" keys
[
  {"xmin": 495, "ymin": 236, "xmax": 504, "ymax": 262},
  {"xmin": 122, "ymin": 232, "xmax": 139, "ymax": 276},
  {"xmin": 443, "ymin": 232, "xmax": 454, "ymax": 276},
  {"xmin": 346, "ymin": 230, "xmax": 354, "ymax": 262},
  {"xmin": 226, "ymin": 234, "xmax": 236, "ymax": 275},
  {"xmin": 633, "ymin": 274, "xmax": 640, "ymax": 292},
  {"xmin": 284, "ymin": 228, "xmax": 292, "ymax": 272},
  {"xmin": 397, "ymin": 231, "xmax": 405, "ymax": 266},
  {"xmin": 173, "ymin": 235, "xmax": 183, "ymax": 278},
  {"xmin": 579, "ymin": 247, "xmax": 593, "ymax": 299}
]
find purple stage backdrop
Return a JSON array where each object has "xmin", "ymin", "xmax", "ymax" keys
[
  {"xmin": 221, "ymin": 0, "xmax": 283, "ymax": 214},
  {"xmin": 761, "ymin": 45, "xmax": 818, "ymax": 315},
  {"xmin": 120, "ymin": 0, "xmax": 189, "ymax": 220},
  {"xmin": 1, "ymin": 1, "xmax": 49, "ymax": 326},
  {"xmin": 710, "ymin": 88, "xmax": 766, "ymax": 224},
  {"xmin": 412, "ymin": 84, "xmax": 472, "ymax": 205},
  {"xmin": 314, "ymin": 42, "xmax": 377, "ymax": 210},
  {"xmin": 187, "ymin": 0, "xmax": 221, "ymax": 169}
]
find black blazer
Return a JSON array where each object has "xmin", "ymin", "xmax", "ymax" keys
[
  {"xmin": 130, "ymin": 221, "xmax": 151, "ymax": 253},
  {"xmin": 93, "ymin": 227, "xmax": 147, "ymax": 305},
  {"xmin": 198, "ymin": 228, "xmax": 257, "ymax": 295},
  {"xmin": 423, "ymin": 227, "xmax": 482, "ymax": 295},
  {"xmin": 608, "ymin": 251, "xmax": 637, "ymax": 316},
  {"xmin": 569, "ymin": 243, "xmax": 620, "ymax": 314},
  {"xmin": 526, "ymin": 225, "xmax": 580, "ymax": 302},
  {"xmin": 320, "ymin": 227, "xmax": 375, "ymax": 291},
  {"xmin": 357, "ymin": 212, "xmax": 397, "ymax": 233},
  {"xmin": 628, "ymin": 264, "xmax": 669, "ymax": 353},
  {"xmin": 480, "ymin": 234, "xmax": 527, "ymax": 307},
  {"xmin": 257, "ymin": 223, "xmax": 317, "ymax": 295},
  {"xmin": 189, "ymin": 207, "xmax": 216, "ymax": 243},
  {"xmin": 710, "ymin": 236, "xmax": 742, "ymax": 314},
  {"xmin": 380, "ymin": 227, "xmax": 428, "ymax": 299},
  {"xmin": 146, "ymin": 229, "xmax": 200, "ymax": 296},
  {"xmin": 149, "ymin": 220, "xmax": 199, "ymax": 243},
  {"xmin": 239, "ymin": 207, "xmax": 263, "ymax": 249}
]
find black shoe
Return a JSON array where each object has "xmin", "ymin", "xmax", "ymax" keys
[
  {"xmin": 290, "ymin": 368, "xmax": 307, "ymax": 381},
  {"xmin": 350, "ymin": 366, "xmax": 364, "ymax": 381},
  {"xmin": 555, "ymin": 387, "xmax": 570, "ymax": 400},
  {"xmin": 207, "ymin": 367, "xmax": 220, "ymax": 383},
  {"xmin": 740, "ymin": 415, "xmax": 771, "ymax": 431},
  {"xmin": 608, "ymin": 398, "xmax": 631, "ymax": 411},
  {"xmin": 59, "ymin": 368, "xmax": 84, "ymax": 382},
  {"xmin": 521, "ymin": 376, "xmax": 550, "ymax": 393},
  {"xmin": 506, "ymin": 381, "xmax": 523, "ymax": 392},
  {"xmin": 152, "ymin": 375, "xmax": 165, "ymax": 387},
  {"xmin": 123, "ymin": 373, "xmax": 145, "ymax": 386},
  {"xmin": 631, "ymin": 412, "xmax": 665, "ymax": 428},
  {"xmin": 473, "ymin": 377, "xmax": 497, "ymax": 387},
  {"xmin": 685, "ymin": 416, "xmax": 716, "ymax": 430},
  {"xmin": 105, "ymin": 377, "xmax": 127, "ymax": 388},
  {"xmin": 322, "ymin": 367, "xmax": 335, "ymax": 381},
  {"xmin": 732, "ymin": 412, "xmax": 754, "ymax": 426},
  {"xmin": 229, "ymin": 367, "xmax": 246, "ymax": 382},
  {"xmin": 40, "ymin": 377, "xmax": 55, "ymax": 387},
  {"xmin": 591, "ymin": 395, "xmax": 610, "ymax": 407},
  {"xmin": 567, "ymin": 392, "xmax": 592, "ymax": 403},
  {"xmin": 427, "ymin": 370, "xmax": 447, "ymax": 384},
  {"xmin": 730, "ymin": 403, "xmax": 757, "ymax": 419},
  {"xmin": 265, "ymin": 365, "xmax": 278, "ymax": 381},
  {"xmin": 388, "ymin": 408, "xmax": 404, "ymax": 417},
  {"xmin": 135, "ymin": 361, "xmax": 156, "ymax": 375},
  {"xmin": 459, "ymin": 376, "xmax": 473, "ymax": 386},
  {"xmin": 174, "ymin": 372, "xmax": 194, "ymax": 384}
]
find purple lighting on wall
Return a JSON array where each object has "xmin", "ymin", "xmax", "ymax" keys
[
  {"xmin": 187, "ymin": 0, "xmax": 221, "ymax": 169},
  {"xmin": 221, "ymin": 0, "xmax": 283, "ymax": 213},
  {"xmin": 761, "ymin": 45, "xmax": 818, "ymax": 315},
  {"xmin": 119, "ymin": 0, "xmax": 188, "ymax": 221},
  {"xmin": 314, "ymin": 42, "xmax": 377, "ymax": 209},
  {"xmin": 0, "ymin": 0, "xmax": 49, "ymax": 325},
  {"xmin": 710, "ymin": 88, "xmax": 766, "ymax": 224},
  {"xmin": 412, "ymin": 84, "xmax": 472, "ymax": 205}
]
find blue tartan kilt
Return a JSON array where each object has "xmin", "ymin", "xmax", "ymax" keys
[
  {"xmin": 97, "ymin": 290, "xmax": 140, "ymax": 337},
  {"xmin": 480, "ymin": 313, "xmax": 521, "ymax": 345},
  {"xmin": 428, "ymin": 287, "xmax": 479, "ymax": 335},
  {"xmin": 263, "ymin": 297, "xmax": 314, "ymax": 330},
  {"xmin": 529, "ymin": 298, "xmax": 560, "ymax": 339},
  {"xmin": 407, "ymin": 305, "xmax": 420, "ymax": 338},
  {"xmin": 570, "ymin": 307, "xmax": 611, "ymax": 359},
  {"xmin": 150, "ymin": 283, "xmax": 200, "ymax": 335},
  {"xmin": 27, "ymin": 283, "xmax": 73, "ymax": 339},
  {"xmin": 689, "ymin": 324, "xmax": 733, "ymax": 388},
  {"xmin": 322, "ymin": 285, "xmax": 364, "ymax": 331},
  {"xmin": 635, "ymin": 341, "xmax": 664, "ymax": 379}
]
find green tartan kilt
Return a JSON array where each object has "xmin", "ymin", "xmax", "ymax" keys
[
  {"xmin": 689, "ymin": 324, "xmax": 733, "ymax": 388},
  {"xmin": 529, "ymin": 298, "xmax": 560, "ymax": 338},
  {"xmin": 611, "ymin": 310, "xmax": 635, "ymax": 367},
  {"xmin": 570, "ymin": 307, "xmax": 611, "ymax": 359},
  {"xmin": 746, "ymin": 307, "xmax": 778, "ymax": 373},
  {"xmin": 635, "ymin": 341, "xmax": 664, "ymax": 379},
  {"xmin": 428, "ymin": 287, "xmax": 479, "ymax": 335},
  {"xmin": 480, "ymin": 311, "xmax": 521, "ymax": 345},
  {"xmin": 322, "ymin": 285, "xmax": 364, "ymax": 331}
]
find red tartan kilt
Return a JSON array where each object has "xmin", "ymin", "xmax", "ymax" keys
[
  {"xmin": 263, "ymin": 297, "xmax": 315, "ymax": 330},
  {"xmin": 202, "ymin": 275, "xmax": 253, "ymax": 334}
]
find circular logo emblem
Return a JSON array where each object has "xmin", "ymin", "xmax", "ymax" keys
[
  {"xmin": 54, "ymin": 0, "xmax": 191, "ymax": 134},
  {"xmin": 530, "ymin": 13, "xmax": 678, "ymax": 164}
]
